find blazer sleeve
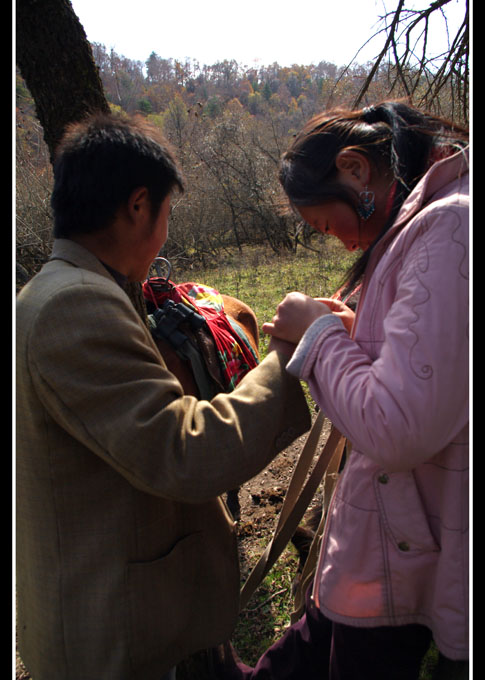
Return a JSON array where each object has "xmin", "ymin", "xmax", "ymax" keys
[
  {"xmin": 289, "ymin": 202, "xmax": 469, "ymax": 472},
  {"xmin": 27, "ymin": 280, "xmax": 311, "ymax": 502}
]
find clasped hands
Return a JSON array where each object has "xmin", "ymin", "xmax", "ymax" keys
[{"xmin": 263, "ymin": 292, "xmax": 354, "ymax": 357}]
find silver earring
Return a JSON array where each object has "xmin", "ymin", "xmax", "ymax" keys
[{"xmin": 357, "ymin": 187, "xmax": 375, "ymax": 220}]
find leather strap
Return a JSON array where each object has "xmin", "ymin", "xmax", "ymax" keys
[
  {"xmin": 290, "ymin": 436, "xmax": 346, "ymax": 622},
  {"xmin": 239, "ymin": 412, "xmax": 346, "ymax": 611}
]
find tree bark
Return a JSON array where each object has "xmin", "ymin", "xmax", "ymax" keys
[
  {"xmin": 16, "ymin": 0, "xmax": 148, "ymax": 323},
  {"xmin": 16, "ymin": 0, "xmax": 110, "ymax": 162}
]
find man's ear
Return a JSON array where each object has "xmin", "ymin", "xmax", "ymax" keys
[
  {"xmin": 335, "ymin": 149, "xmax": 371, "ymax": 186},
  {"xmin": 127, "ymin": 187, "xmax": 150, "ymax": 222}
]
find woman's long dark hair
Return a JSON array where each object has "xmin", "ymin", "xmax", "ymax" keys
[{"xmin": 279, "ymin": 101, "xmax": 468, "ymax": 297}]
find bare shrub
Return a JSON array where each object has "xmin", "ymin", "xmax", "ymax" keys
[{"xmin": 16, "ymin": 112, "xmax": 54, "ymax": 285}]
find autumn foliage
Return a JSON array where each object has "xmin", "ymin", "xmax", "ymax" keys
[{"xmin": 16, "ymin": 31, "xmax": 467, "ymax": 282}]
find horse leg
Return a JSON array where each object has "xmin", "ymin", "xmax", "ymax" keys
[{"xmin": 225, "ymin": 488, "xmax": 241, "ymax": 521}]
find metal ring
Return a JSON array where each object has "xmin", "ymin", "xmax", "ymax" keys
[{"xmin": 151, "ymin": 257, "xmax": 172, "ymax": 282}]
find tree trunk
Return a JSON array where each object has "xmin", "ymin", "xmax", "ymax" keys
[
  {"xmin": 16, "ymin": 0, "xmax": 148, "ymax": 324},
  {"xmin": 16, "ymin": 0, "xmax": 110, "ymax": 162}
]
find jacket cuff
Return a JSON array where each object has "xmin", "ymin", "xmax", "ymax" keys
[{"xmin": 286, "ymin": 314, "xmax": 344, "ymax": 378}]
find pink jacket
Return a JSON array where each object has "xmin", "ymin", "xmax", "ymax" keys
[{"xmin": 287, "ymin": 148, "xmax": 469, "ymax": 660}]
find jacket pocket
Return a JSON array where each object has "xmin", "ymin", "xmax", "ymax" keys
[
  {"xmin": 374, "ymin": 470, "xmax": 440, "ymax": 553},
  {"xmin": 126, "ymin": 532, "xmax": 201, "ymax": 671},
  {"xmin": 126, "ymin": 527, "xmax": 239, "ymax": 674}
]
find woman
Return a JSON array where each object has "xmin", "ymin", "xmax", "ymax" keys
[{"xmin": 218, "ymin": 102, "xmax": 469, "ymax": 679}]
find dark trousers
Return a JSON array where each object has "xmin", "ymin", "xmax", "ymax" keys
[{"xmin": 223, "ymin": 587, "xmax": 468, "ymax": 679}]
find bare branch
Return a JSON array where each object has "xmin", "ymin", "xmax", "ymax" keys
[
  {"xmin": 353, "ymin": 0, "xmax": 407, "ymax": 108},
  {"xmin": 351, "ymin": 0, "xmax": 468, "ymax": 124}
]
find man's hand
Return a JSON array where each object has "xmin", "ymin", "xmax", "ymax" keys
[{"xmin": 267, "ymin": 335, "xmax": 297, "ymax": 359}]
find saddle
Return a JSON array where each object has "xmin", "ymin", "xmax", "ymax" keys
[{"xmin": 142, "ymin": 261, "xmax": 259, "ymax": 399}]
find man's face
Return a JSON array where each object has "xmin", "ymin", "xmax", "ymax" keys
[
  {"xmin": 152, "ymin": 194, "xmax": 171, "ymax": 251},
  {"xmin": 131, "ymin": 193, "xmax": 172, "ymax": 282}
]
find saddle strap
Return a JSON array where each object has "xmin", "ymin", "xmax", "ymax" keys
[
  {"xmin": 239, "ymin": 412, "xmax": 346, "ymax": 611},
  {"xmin": 290, "ymin": 437, "xmax": 346, "ymax": 623}
]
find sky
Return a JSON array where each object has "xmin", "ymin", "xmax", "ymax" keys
[{"xmin": 69, "ymin": 0, "xmax": 467, "ymax": 71}]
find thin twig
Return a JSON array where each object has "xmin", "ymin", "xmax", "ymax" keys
[{"xmin": 246, "ymin": 588, "xmax": 288, "ymax": 612}]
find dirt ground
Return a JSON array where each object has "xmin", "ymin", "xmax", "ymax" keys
[{"xmin": 234, "ymin": 410, "xmax": 330, "ymax": 580}]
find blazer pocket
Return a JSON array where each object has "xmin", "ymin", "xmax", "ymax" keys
[
  {"xmin": 126, "ymin": 525, "xmax": 240, "ymax": 673},
  {"xmin": 374, "ymin": 470, "xmax": 440, "ymax": 553},
  {"xmin": 126, "ymin": 531, "xmax": 204, "ymax": 670}
]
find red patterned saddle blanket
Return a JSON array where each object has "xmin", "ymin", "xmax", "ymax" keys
[{"xmin": 142, "ymin": 276, "xmax": 259, "ymax": 393}]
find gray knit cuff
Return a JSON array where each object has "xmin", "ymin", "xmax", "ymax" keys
[{"xmin": 286, "ymin": 314, "xmax": 345, "ymax": 378}]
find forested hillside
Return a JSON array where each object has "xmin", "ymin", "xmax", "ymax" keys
[
  {"xmin": 91, "ymin": 46, "xmax": 383, "ymax": 118},
  {"xmin": 16, "ymin": 37, "xmax": 466, "ymax": 283}
]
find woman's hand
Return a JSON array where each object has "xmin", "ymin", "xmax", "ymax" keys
[
  {"xmin": 315, "ymin": 297, "xmax": 355, "ymax": 334},
  {"xmin": 262, "ymin": 292, "xmax": 332, "ymax": 345}
]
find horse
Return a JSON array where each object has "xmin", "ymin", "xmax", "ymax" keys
[
  {"xmin": 143, "ymin": 268, "xmax": 260, "ymax": 521},
  {"xmin": 152, "ymin": 293, "xmax": 260, "ymax": 398}
]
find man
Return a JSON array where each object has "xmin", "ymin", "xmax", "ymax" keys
[{"xmin": 16, "ymin": 113, "xmax": 310, "ymax": 680}]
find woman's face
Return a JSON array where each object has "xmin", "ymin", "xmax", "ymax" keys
[
  {"xmin": 297, "ymin": 202, "xmax": 372, "ymax": 251},
  {"xmin": 294, "ymin": 150, "xmax": 391, "ymax": 251},
  {"xmin": 297, "ymin": 183, "xmax": 386, "ymax": 252}
]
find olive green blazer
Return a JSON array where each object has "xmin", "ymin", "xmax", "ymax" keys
[{"xmin": 16, "ymin": 239, "xmax": 310, "ymax": 680}]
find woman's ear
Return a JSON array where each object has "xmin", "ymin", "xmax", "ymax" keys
[{"xmin": 335, "ymin": 149, "xmax": 371, "ymax": 187}]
